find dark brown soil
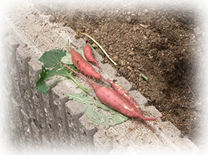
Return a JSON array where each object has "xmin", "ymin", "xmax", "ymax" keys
[{"xmin": 35, "ymin": 2, "xmax": 204, "ymax": 147}]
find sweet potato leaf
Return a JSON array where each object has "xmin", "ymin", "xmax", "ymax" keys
[
  {"xmin": 68, "ymin": 93, "xmax": 128, "ymax": 128},
  {"xmin": 61, "ymin": 53, "xmax": 71, "ymax": 65},
  {"xmin": 36, "ymin": 64, "xmax": 89, "ymax": 94},
  {"xmin": 39, "ymin": 49, "xmax": 66, "ymax": 67},
  {"xmin": 68, "ymin": 92, "xmax": 111, "ymax": 111},
  {"xmin": 36, "ymin": 48, "xmax": 89, "ymax": 94},
  {"xmin": 36, "ymin": 81, "xmax": 50, "ymax": 94},
  {"xmin": 36, "ymin": 65, "xmax": 67, "ymax": 94},
  {"xmin": 44, "ymin": 64, "xmax": 71, "ymax": 80},
  {"xmin": 85, "ymin": 106, "xmax": 109, "ymax": 126},
  {"xmin": 36, "ymin": 66, "xmax": 50, "ymax": 94}
]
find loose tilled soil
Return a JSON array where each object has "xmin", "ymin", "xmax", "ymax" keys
[{"xmin": 35, "ymin": 3, "xmax": 204, "ymax": 146}]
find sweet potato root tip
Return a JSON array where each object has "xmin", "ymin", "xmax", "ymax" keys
[{"xmin": 142, "ymin": 120, "xmax": 156, "ymax": 133}]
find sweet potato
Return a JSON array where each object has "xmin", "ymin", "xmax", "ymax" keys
[
  {"xmin": 102, "ymin": 77, "xmax": 142, "ymax": 114},
  {"xmin": 65, "ymin": 65, "xmax": 157, "ymax": 121},
  {"xmin": 69, "ymin": 47, "xmax": 101, "ymax": 79},
  {"xmin": 90, "ymin": 83, "xmax": 157, "ymax": 120},
  {"xmin": 65, "ymin": 65, "xmax": 157, "ymax": 132},
  {"xmin": 101, "ymin": 77, "xmax": 157, "ymax": 131},
  {"xmin": 84, "ymin": 43, "xmax": 102, "ymax": 70}
]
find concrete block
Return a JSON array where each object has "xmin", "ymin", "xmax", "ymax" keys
[
  {"xmin": 51, "ymin": 79, "xmax": 90, "ymax": 146},
  {"xmin": 93, "ymin": 119, "xmax": 154, "ymax": 152},
  {"xmin": 30, "ymin": 120, "xmax": 42, "ymax": 146},
  {"xmin": 66, "ymin": 100, "xmax": 87, "ymax": 118},
  {"xmin": 9, "ymin": 97, "xmax": 24, "ymax": 145},
  {"xmin": 44, "ymin": 90, "xmax": 60, "ymax": 145},
  {"xmin": 28, "ymin": 58, "xmax": 49, "ymax": 143},
  {"xmin": 100, "ymin": 63, "xmax": 117, "ymax": 80},
  {"xmin": 100, "ymin": 63, "xmax": 132, "ymax": 91},
  {"xmin": 115, "ymin": 76, "xmax": 132, "ymax": 91},
  {"xmin": 4, "ymin": 34, "xmax": 20, "ymax": 51},
  {"xmin": 20, "ymin": 107, "xmax": 34, "ymax": 143},
  {"xmin": 4, "ymin": 35, "xmax": 21, "ymax": 99},
  {"xmin": 94, "ymin": 50, "xmax": 104, "ymax": 62},
  {"xmin": 35, "ymin": 84, "xmax": 58, "ymax": 145},
  {"xmin": 160, "ymin": 121, "xmax": 182, "ymax": 138},
  {"xmin": 57, "ymin": 26, "xmax": 86, "ymax": 49},
  {"xmin": 128, "ymin": 90, "xmax": 148, "ymax": 105},
  {"xmin": 79, "ymin": 113, "xmax": 97, "ymax": 148},
  {"xmin": 142, "ymin": 105, "xmax": 163, "ymax": 118},
  {"xmin": 16, "ymin": 46, "xmax": 32, "ymax": 105},
  {"xmin": 51, "ymin": 81, "xmax": 77, "ymax": 144},
  {"xmin": 65, "ymin": 100, "xmax": 87, "ymax": 147}
]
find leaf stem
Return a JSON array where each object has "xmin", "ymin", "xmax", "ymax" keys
[{"xmin": 68, "ymin": 72, "xmax": 89, "ymax": 93}]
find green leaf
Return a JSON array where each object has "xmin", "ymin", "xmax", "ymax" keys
[
  {"xmin": 36, "ymin": 66, "xmax": 50, "ymax": 94},
  {"xmin": 44, "ymin": 64, "xmax": 71, "ymax": 80},
  {"xmin": 36, "ymin": 66, "xmax": 65, "ymax": 94},
  {"xmin": 36, "ymin": 64, "xmax": 89, "ymax": 94},
  {"xmin": 35, "ymin": 65, "xmax": 71, "ymax": 94},
  {"xmin": 61, "ymin": 49, "xmax": 86, "ymax": 65},
  {"xmin": 36, "ymin": 81, "xmax": 50, "ymax": 94},
  {"xmin": 68, "ymin": 93, "xmax": 129, "ymax": 127},
  {"xmin": 61, "ymin": 52, "xmax": 71, "ymax": 64},
  {"xmin": 111, "ymin": 113, "xmax": 129, "ymax": 125},
  {"xmin": 39, "ymin": 49, "xmax": 66, "ymax": 67},
  {"xmin": 85, "ymin": 106, "xmax": 109, "ymax": 126},
  {"xmin": 37, "ymin": 49, "xmax": 89, "ymax": 94},
  {"xmin": 68, "ymin": 93, "xmax": 112, "ymax": 111},
  {"xmin": 77, "ymin": 50, "xmax": 86, "ymax": 59}
]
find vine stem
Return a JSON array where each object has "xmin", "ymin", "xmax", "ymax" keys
[
  {"xmin": 79, "ymin": 32, "xmax": 117, "ymax": 66},
  {"xmin": 64, "ymin": 66, "xmax": 89, "ymax": 93}
]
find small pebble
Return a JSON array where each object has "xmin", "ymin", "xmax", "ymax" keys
[
  {"xmin": 133, "ymin": 26, "xmax": 137, "ymax": 32},
  {"xmin": 127, "ymin": 66, "xmax": 133, "ymax": 71},
  {"xmin": 120, "ymin": 60, "xmax": 126, "ymax": 66},
  {"xmin": 126, "ymin": 16, "xmax": 131, "ymax": 23},
  {"xmin": 62, "ymin": 20, "xmax": 68, "ymax": 26},
  {"xmin": 62, "ymin": 22, "xmax": 67, "ymax": 26},
  {"xmin": 49, "ymin": 15, "xmax": 56, "ymax": 23},
  {"xmin": 92, "ymin": 43, "xmax": 97, "ymax": 48},
  {"xmin": 103, "ymin": 59, "xmax": 108, "ymax": 63},
  {"xmin": 144, "ymin": 9, "xmax": 149, "ymax": 13},
  {"xmin": 112, "ymin": 55, "xmax": 119, "ymax": 62},
  {"xmin": 129, "ymin": 51, "xmax": 135, "ymax": 56},
  {"xmin": 140, "ymin": 24, "xmax": 148, "ymax": 29}
]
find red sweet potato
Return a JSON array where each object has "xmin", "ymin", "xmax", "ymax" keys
[
  {"xmin": 69, "ymin": 47, "xmax": 101, "ymax": 79},
  {"xmin": 102, "ymin": 77, "xmax": 142, "ymax": 114},
  {"xmin": 65, "ymin": 65, "xmax": 157, "ymax": 132},
  {"xmin": 84, "ymin": 43, "xmax": 102, "ymax": 70},
  {"xmin": 65, "ymin": 65, "xmax": 157, "ymax": 121},
  {"xmin": 90, "ymin": 82, "xmax": 157, "ymax": 120}
]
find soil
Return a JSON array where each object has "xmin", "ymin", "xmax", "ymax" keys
[{"xmin": 35, "ymin": 2, "xmax": 204, "ymax": 147}]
